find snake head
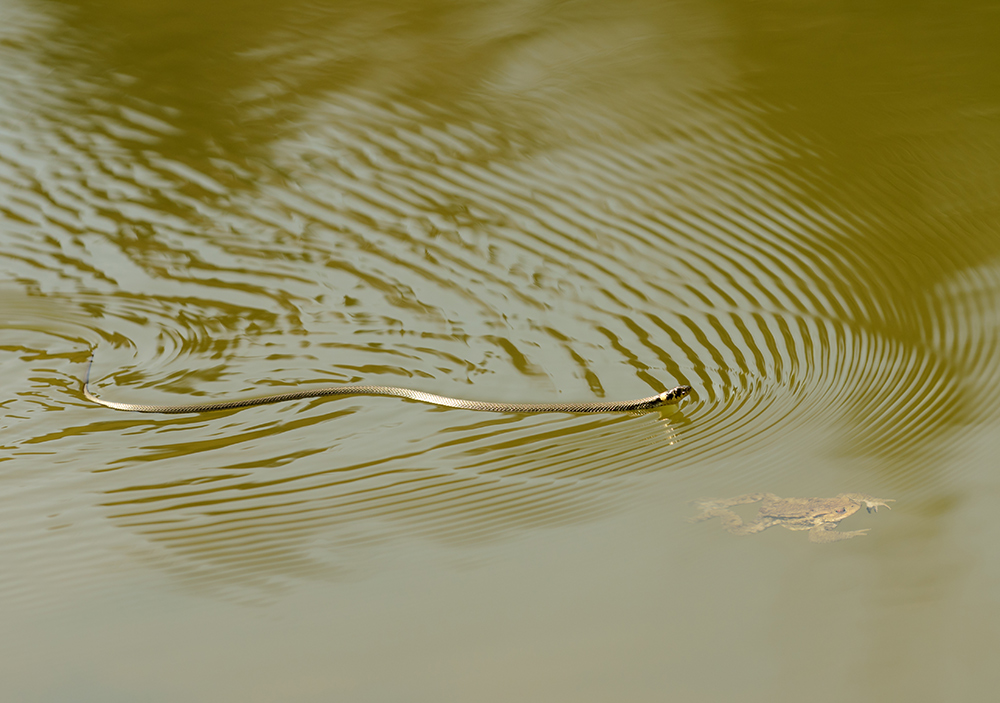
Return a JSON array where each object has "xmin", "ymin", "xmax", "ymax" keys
[{"xmin": 658, "ymin": 385, "xmax": 692, "ymax": 405}]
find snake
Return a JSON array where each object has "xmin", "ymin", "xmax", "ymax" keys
[{"xmin": 83, "ymin": 356, "xmax": 692, "ymax": 415}]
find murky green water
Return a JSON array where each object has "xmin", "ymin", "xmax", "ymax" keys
[{"xmin": 2, "ymin": 0, "xmax": 999, "ymax": 700}]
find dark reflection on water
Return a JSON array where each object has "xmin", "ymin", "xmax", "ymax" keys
[{"xmin": 2, "ymin": 0, "xmax": 1000, "ymax": 697}]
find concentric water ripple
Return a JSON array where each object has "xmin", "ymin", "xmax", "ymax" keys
[{"xmin": 1, "ymin": 0, "xmax": 999, "ymax": 605}]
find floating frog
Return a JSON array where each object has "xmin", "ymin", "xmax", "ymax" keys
[{"xmin": 691, "ymin": 493, "xmax": 893, "ymax": 543}]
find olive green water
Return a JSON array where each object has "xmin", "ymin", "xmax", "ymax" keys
[{"xmin": 2, "ymin": 0, "xmax": 999, "ymax": 700}]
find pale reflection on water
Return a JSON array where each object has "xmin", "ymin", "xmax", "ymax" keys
[{"xmin": 1, "ymin": 0, "xmax": 999, "ymax": 700}]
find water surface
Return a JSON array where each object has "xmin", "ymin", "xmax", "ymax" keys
[{"xmin": 2, "ymin": 0, "xmax": 999, "ymax": 700}]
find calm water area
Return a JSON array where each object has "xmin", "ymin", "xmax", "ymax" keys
[{"xmin": 2, "ymin": 0, "xmax": 999, "ymax": 700}]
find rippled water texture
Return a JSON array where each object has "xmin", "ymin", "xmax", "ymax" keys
[{"xmin": 2, "ymin": 0, "xmax": 1000, "ymax": 700}]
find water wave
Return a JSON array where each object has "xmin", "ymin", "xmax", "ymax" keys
[{"xmin": 1, "ymin": 0, "xmax": 997, "ymax": 603}]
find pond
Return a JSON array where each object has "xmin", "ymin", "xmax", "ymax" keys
[{"xmin": 1, "ymin": 0, "xmax": 998, "ymax": 700}]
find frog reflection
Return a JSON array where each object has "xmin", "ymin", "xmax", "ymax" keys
[{"xmin": 691, "ymin": 493, "xmax": 893, "ymax": 543}]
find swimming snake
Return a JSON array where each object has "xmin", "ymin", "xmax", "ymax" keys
[{"xmin": 83, "ymin": 356, "xmax": 692, "ymax": 415}]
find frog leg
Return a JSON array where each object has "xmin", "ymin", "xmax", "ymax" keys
[
  {"xmin": 690, "ymin": 493, "xmax": 773, "ymax": 517},
  {"xmin": 690, "ymin": 494, "xmax": 778, "ymax": 535},
  {"xmin": 808, "ymin": 525, "xmax": 870, "ymax": 543},
  {"xmin": 839, "ymin": 494, "xmax": 895, "ymax": 513},
  {"xmin": 690, "ymin": 505, "xmax": 771, "ymax": 536},
  {"xmin": 721, "ymin": 513, "xmax": 771, "ymax": 536},
  {"xmin": 709, "ymin": 493, "xmax": 776, "ymax": 508}
]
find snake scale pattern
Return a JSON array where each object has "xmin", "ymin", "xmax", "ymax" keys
[{"xmin": 83, "ymin": 356, "xmax": 692, "ymax": 415}]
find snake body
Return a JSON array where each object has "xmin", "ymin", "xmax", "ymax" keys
[{"xmin": 83, "ymin": 357, "xmax": 692, "ymax": 415}]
